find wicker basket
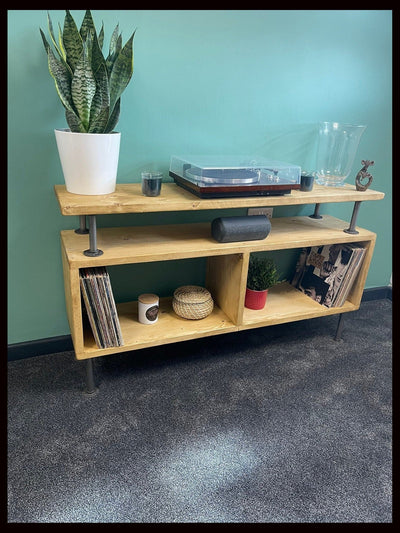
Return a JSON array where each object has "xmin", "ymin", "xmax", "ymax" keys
[{"xmin": 172, "ymin": 285, "xmax": 214, "ymax": 320}]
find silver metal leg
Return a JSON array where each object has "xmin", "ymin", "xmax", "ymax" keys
[
  {"xmin": 75, "ymin": 215, "xmax": 89, "ymax": 234},
  {"xmin": 85, "ymin": 358, "xmax": 98, "ymax": 394},
  {"xmin": 309, "ymin": 203, "xmax": 323, "ymax": 219},
  {"xmin": 334, "ymin": 313, "xmax": 345, "ymax": 341},
  {"xmin": 344, "ymin": 201, "xmax": 362, "ymax": 234},
  {"xmin": 84, "ymin": 215, "xmax": 103, "ymax": 257}
]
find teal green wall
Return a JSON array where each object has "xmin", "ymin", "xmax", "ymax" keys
[{"xmin": 8, "ymin": 10, "xmax": 392, "ymax": 345}]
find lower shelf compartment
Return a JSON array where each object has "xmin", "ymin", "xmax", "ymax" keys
[
  {"xmin": 79, "ymin": 297, "xmax": 237, "ymax": 359},
  {"xmin": 77, "ymin": 283, "xmax": 358, "ymax": 359},
  {"xmin": 240, "ymin": 282, "xmax": 358, "ymax": 330}
]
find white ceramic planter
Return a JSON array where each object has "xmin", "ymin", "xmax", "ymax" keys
[{"xmin": 54, "ymin": 129, "xmax": 121, "ymax": 195}]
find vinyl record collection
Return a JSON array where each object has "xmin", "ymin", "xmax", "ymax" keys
[
  {"xmin": 79, "ymin": 266, "xmax": 123, "ymax": 348},
  {"xmin": 291, "ymin": 243, "xmax": 366, "ymax": 308}
]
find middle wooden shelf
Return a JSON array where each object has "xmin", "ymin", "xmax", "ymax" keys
[{"xmin": 61, "ymin": 215, "xmax": 375, "ymax": 267}]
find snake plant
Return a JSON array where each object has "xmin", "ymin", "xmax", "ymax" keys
[{"xmin": 40, "ymin": 10, "xmax": 135, "ymax": 133}]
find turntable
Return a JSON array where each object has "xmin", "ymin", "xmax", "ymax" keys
[{"xmin": 169, "ymin": 155, "xmax": 301, "ymax": 198}]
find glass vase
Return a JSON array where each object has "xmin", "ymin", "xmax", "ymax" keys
[{"xmin": 315, "ymin": 122, "xmax": 366, "ymax": 187}]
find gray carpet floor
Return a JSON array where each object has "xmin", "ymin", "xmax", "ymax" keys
[{"xmin": 7, "ymin": 299, "xmax": 392, "ymax": 523}]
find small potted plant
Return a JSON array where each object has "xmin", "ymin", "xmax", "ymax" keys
[
  {"xmin": 40, "ymin": 10, "xmax": 136, "ymax": 195},
  {"xmin": 245, "ymin": 254, "xmax": 282, "ymax": 310}
]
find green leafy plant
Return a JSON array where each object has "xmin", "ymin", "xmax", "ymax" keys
[
  {"xmin": 246, "ymin": 255, "xmax": 282, "ymax": 291},
  {"xmin": 40, "ymin": 10, "xmax": 135, "ymax": 133}
]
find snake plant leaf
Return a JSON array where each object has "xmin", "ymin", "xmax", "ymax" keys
[
  {"xmin": 79, "ymin": 9, "xmax": 104, "ymax": 55},
  {"xmin": 106, "ymin": 31, "xmax": 122, "ymax": 78},
  {"xmin": 57, "ymin": 23, "xmax": 66, "ymax": 61},
  {"xmin": 65, "ymin": 109, "xmax": 86, "ymax": 133},
  {"xmin": 88, "ymin": 23, "xmax": 106, "ymax": 78},
  {"xmin": 41, "ymin": 30, "xmax": 75, "ymax": 114},
  {"xmin": 98, "ymin": 24, "xmax": 104, "ymax": 51},
  {"xmin": 40, "ymin": 27, "xmax": 72, "ymax": 77},
  {"xmin": 39, "ymin": 28, "xmax": 50, "ymax": 53},
  {"xmin": 108, "ymin": 31, "xmax": 135, "ymax": 116},
  {"xmin": 71, "ymin": 33, "xmax": 97, "ymax": 131},
  {"xmin": 80, "ymin": 11, "xmax": 104, "ymax": 54},
  {"xmin": 47, "ymin": 50, "xmax": 74, "ymax": 113},
  {"xmin": 88, "ymin": 62, "xmax": 110, "ymax": 133},
  {"xmin": 105, "ymin": 97, "xmax": 120, "ymax": 133},
  {"xmin": 88, "ymin": 107, "xmax": 110, "ymax": 133},
  {"xmin": 63, "ymin": 10, "xmax": 83, "ymax": 73},
  {"xmin": 46, "ymin": 11, "xmax": 63, "ymax": 60},
  {"xmin": 79, "ymin": 10, "xmax": 96, "ymax": 42},
  {"xmin": 109, "ymin": 24, "xmax": 120, "ymax": 57}
]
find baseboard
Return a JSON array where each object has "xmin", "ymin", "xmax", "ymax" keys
[
  {"xmin": 361, "ymin": 286, "xmax": 392, "ymax": 302},
  {"xmin": 8, "ymin": 287, "xmax": 392, "ymax": 361},
  {"xmin": 8, "ymin": 335, "xmax": 74, "ymax": 361}
]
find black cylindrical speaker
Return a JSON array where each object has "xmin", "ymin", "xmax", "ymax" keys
[{"xmin": 211, "ymin": 215, "xmax": 271, "ymax": 243}]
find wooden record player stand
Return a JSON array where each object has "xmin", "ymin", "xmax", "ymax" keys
[{"xmin": 55, "ymin": 183, "xmax": 384, "ymax": 393}]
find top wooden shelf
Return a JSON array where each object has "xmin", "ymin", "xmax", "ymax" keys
[{"xmin": 54, "ymin": 182, "xmax": 385, "ymax": 216}]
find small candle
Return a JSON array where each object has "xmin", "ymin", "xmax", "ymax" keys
[
  {"xmin": 300, "ymin": 172, "xmax": 315, "ymax": 192},
  {"xmin": 141, "ymin": 172, "xmax": 163, "ymax": 197},
  {"xmin": 138, "ymin": 293, "xmax": 159, "ymax": 324}
]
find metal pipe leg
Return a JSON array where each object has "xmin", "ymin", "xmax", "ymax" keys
[
  {"xmin": 334, "ymin": 313, "xmax": 345, "ymax": 341},
  {"xmin": 84, "ymin": 215, "xmax": 103, "ymax": 257},
  {"xmin": 309, "ymin": 203, "xmax": 322, "ymax": 219},
  {"xmin": 88, "ymin": 215, "xmax": 97, "ymax": 251},
  {"xmin": 344, "ymin": 201, "xmax": 362, "ymax": 234},
  {"xmin": 85, "ymin": 358, "xmax": 98, "ymax": 394},
  {"xmin": 75, "ymin": 215, "xmax": 89, "ymax": 234}
]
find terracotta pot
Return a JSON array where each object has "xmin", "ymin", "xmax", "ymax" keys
[{"xmin": 244, "ymin": 287, "xmax": 268, "ymax": 310}]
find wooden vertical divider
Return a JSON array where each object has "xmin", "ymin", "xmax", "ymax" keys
[{"xmin": 206, "ymin": 252, "xmax": 250, "ymax": 326}]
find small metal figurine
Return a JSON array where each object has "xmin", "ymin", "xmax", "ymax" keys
[{"xmin": 355, "ymin": 160, "xmax": 374, "ymax": 191}]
